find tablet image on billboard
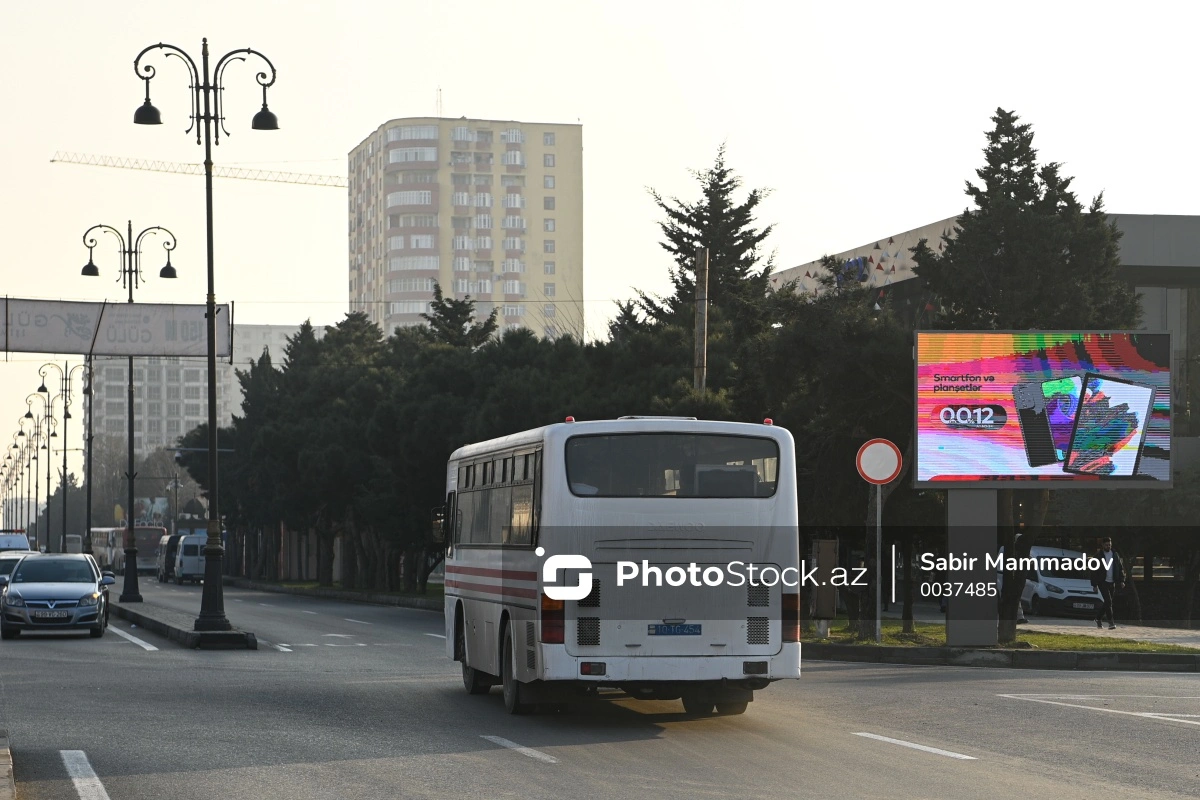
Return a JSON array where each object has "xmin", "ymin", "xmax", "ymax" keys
[{"xmin": 1064, "ymin": 374, "xmax": 1155, "ymax": 477}]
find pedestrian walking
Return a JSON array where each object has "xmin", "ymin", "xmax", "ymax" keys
[{"xmin": 1090, "ymin": 537, "xmax": 1125, "ymax": 630}]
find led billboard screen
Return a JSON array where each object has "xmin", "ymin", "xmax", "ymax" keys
[{"xmin": 915, "ymin": 332, "xmax": 1171, "ymax": 487}]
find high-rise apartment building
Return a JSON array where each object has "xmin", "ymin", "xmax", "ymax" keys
[
  {"xmin": 85, "ymin": 323, "xmax": 324, "ymax": 462},
  {"xmin": 347, "ymin": 117, "xmax": 583, "ymax": 340}
]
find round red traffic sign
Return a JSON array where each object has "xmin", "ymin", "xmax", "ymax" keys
[{"xmin": 856, "ymin": 438, "xmax": 902, "ymax": 485}]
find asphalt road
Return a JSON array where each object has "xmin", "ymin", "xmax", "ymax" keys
[{"xmin": 2, "ymin": 581, "xmax": 1198, "ymax": 800}]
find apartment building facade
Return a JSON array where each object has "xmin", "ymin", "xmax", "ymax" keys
[
  {"xmin": 347, "ymin": 117, "xmax": 584, "ymax": 340},
  {"xmin": 85, "ymin": 323, "xmax": 323, "ymax": 462}
]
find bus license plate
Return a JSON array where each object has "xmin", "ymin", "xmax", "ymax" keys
[
  {"xmin": 33, "ymin": 610, "xmax": 70, "ymax": 619},
  {"xmin": 648, "ymin": 624, "xmax": 701, "ymax": 636}
]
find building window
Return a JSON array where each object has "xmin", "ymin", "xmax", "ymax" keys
[
  {"xmin": 167, "ymin": 419, "xmax": 181, "ymax": 434},
  {"xmin": 474, "ymin": 214, "xmax": 493, "ymax": 230},
  {"xmin": 387, "ymin": 277, "xmax": 437, "ymax": 293},
  {"xmin": 388, "ymin": 235, "xmax": 405, "ymax": 251},
  {"xmin": 453, "ymin": 257, "xmax": 471, "ymax": 272},
  {"xmin": 452, "ymin": 216, "xmax": 472, "ymax": 230},
  {"xmin": 475, "ymin": 130, "xmax": 493, "ymax": 145},
  {"xmin": 410, "ymin": 234, "xmax": 435, "ymax": 249},
  {"xmin": 453, "ymin": 279, "xmax": 469, "ymax": 294},
  {"xmin": 184, "ymin": 369, "xmax": 202, "ymax": 382},
  {"xmin": 388, "ymin": 147, "xmax": 437, "ymax": 163},
  {"xmin": 474, "ymin": 193, "xmax": 493, "ymax": 208},
  {"xmin": 451, "ymin": 151, "xmax": 472, "ymax": 165},
  {"xmin": 475, "ymin": 236, "xmax": 493, "ymax": 249},
  {"xmin": 388, "ymin": 125, "xmax": 438, "ymax": 141},
  {"xmin": 452, "ymin": 192, "xmax": 471, "ymax": 206},
  {"xmin": 398, "ymin": 214, "xmax": 438, "ymax": 227},
  {"xmin": 503, "ymin": 194, "xmax": 526, "ymax": 209},
  {"xmin": 544, "ymin": 240, "xmax": 556, "ymax": 253},
  {"xmin": 167, "ymin": 386, "xmax": 181, "ymax": 400},
  {"xmin": 148, "ymin": 402, "xmax": 161, "ymax": 415},
  {"xmin": 501, "ymin": 128, "xmax": 524, "ymax": 144},
  {"xmin": 474, "ymin": 152, "xmax": 494, "ymax": 167},
  {"xmin": 105, "ymin": 385, "xmax": 123, "ymax": 400},
  {"xmin": 543, "ymin": 154, "xmax": 555, "ymax": 168},
  {"xmin": 543, "ymin": 132, "xmax": 556, "ymax": 146},
  {"xmin": 400, "ymin": 171, "xmax": 437, "ymax": 184},
  {"xmin": 502, "ymin": 216, "xmax": 527, "ymax": 230},
  {"xmin": 185, "ymin": 403, "xmax": 202, "ymax": 417},
  {"xmin": 389, "ymin": 301, "xmax": 431, "ymax": 315},
  {"xmin": 166, "ymin": 368, "xmax": 180, "ymax": 382},
  {"xmin": 544, "ymin": 261, "xmax": 556, "ymax": 274},
  {"xmin": 543, "ymin": 175, "xmax": 555, "ymax": 189},
  {"xmin": 387, "ymin": 190, "xmax": 433, "ymax": 207},
  {"xmin": 502, "ymin": 280, "xmax": 526, "ymax": 296},
  {"xmin": 502, "ymin": 258, "xmax": 525, "ymax": 273},
  {"xmin": 452, "ymin": 126, "xmax": 474, "ymax": 142},
  {"xmin": 502, "ymin": 175, "xmax": 526, "ymax": 187},
  {"xmin": 106, "ymin": 419, "xmax": 124, "ymax": 433},
  {"xmin": 184, "ymin": 386, "xmax": 203, "ymax": 400},
  {"xmin": 544, "ymin": 282, "xmax": 556, "ymax": 297},
  {"xmin": 543, "ymin": 197, "xmax": 555, "ymax": 210},
  {"xmin": 452, "ymin": 235, "xmax": 474, "ymax": 251},
  {"xmin": 502, "ymin": 237, "xmax": 525, "ymax": 252},
  {"xmin": 503, "ymin": 305, "xmax": 524, "ymax": 317},
  {"xmin": 389, "ymin": 255, "xmax": 441, "ymax": 271},
  {"xmin": 544, "ymin": 304, "xmax": 557, "ymax": 317},
  {"xmin": 473, "ymin": 260, "xmax": 494, "ymax": 272},
  {"xmin": 543, "ymin": 219, "xmax": 556, "ymax": 232},
  {"xmin": 167, "ymin": 403, "xmax": 181, "ymax": 417},
  {"xmin": 452, "ymin": 173, "xmax": 472, "ymax": 186},
  {"xmin": 105, "ymin": 367, "xmax": 124, "ymax": 381},
  {"xmin": 502, "ymin": 151, "xmax": 525, "ymax": 167}
]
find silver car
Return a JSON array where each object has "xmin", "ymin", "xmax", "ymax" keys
[{"xmin": 0, "ymin": 553, "xmax": 115, "ymax": 639}]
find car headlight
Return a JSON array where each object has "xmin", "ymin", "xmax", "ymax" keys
[
  {"xmin": 4, "ymin": 594, "xmax": 25, "ymax": 607},
  {"xmin": 1045, "ymin": 583, "xmax": 1065, "ymax": 594},
  {"xmin": 79, "ymin": 592, "xmax": 101, "ymax": 607}
]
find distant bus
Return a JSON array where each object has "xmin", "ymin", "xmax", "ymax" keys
[{"xmin": 90, "ymin": 526, "xmax": 167, "ymax": 574}]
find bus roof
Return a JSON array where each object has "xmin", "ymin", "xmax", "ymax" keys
[{"xmin": 448, "ymin": 418, "xmax": 792, "ymax": 462}]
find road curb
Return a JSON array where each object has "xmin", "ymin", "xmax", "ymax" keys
[
  {"xmin": 803, "ymin": 642, "xmax": 1200, "ymax": 671},
  {"xmin": 0, "ymin": 729, "xmax": 12, "ymax": 800},
  {"xmin": 111, "ymin": 599, "xmax": 257, "ymax": 650},
  {"xmin": 222, "ymin": 576, "xmax": 442, "ymax": 612}
]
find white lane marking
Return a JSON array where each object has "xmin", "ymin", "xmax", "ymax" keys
[
  {"xmin": 233, "ymin": 598, "xmax": 244, "ymax": 602},
  {"xmin": 852, "ymin": 732, "xmax": 976, "ymax": 760},
  {"xmin": 294, "ymin": 643, "xmax": 319, "ymax": 647},
  {"xmin": 273, "ymin": 643, "xmax": 293, "ymax": 653},
  {"xmin": 110, "ymin": 626, "xmax": 158, "ymax": 651},
  {"xmin": 425, "ymin": 633, "xmax": 447, "ymax": 639},
  {"xmin": 325, "ymin": 642, "xmax": 368, "ymax": 647},
  {"xmin": 345, "ymin": 618, "xmax": 372, "ymax": 625},
  {"xmin": 999, "ymin": 694, "xmax": 1200, "ymax": 727},
  {"xmin": 323, "ymin": 633, "xmax": 354, "ymax": 638},
  {"xmin": 480, "ymin": 735, "xmax": 558, "ymax": 764},
  {"xmin": 301, "ymin": 610, "xmax": 318, "ymax": 615},
  {"xmin": 258, "ymin": 603, "xmax": 273, "ymax": 607},
  {"xmin": 61, "ymin": 750, "xmax": 113, "ymax": 800}
]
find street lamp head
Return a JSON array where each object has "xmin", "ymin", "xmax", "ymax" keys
[
  {"xmin": 159, "ymin": 252, "xmax": 177, "ymax": 280},
  {"xmin": 251, "ymin": 104, "xmax": 279, "ymax": 131},
  {"xmin": 37, "ymin": 382, "xmax": 48, "ymax": 394},
  {"xmin": 134, "ymin": 98, "xmax": 162, "ymax": 126},
  {"xmin": 23, "ymin": 410, "xmax": 32, "ymax": 420},
  {"xmin": 82, "ymin": 258, "xmax": 100, "ymax": 278}
]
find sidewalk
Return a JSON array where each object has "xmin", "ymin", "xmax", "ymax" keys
[{"xmin": 882, "ymin": 600, "xmax": 1200, "ymax": 648}]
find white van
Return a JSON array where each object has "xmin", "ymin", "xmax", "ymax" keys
[
  {"xmin": 173, "ymin": 534, "xmax": 206, "ymax": 584},
  {"xmin": 0, "ymin": 533, "xmax": 32, "ymax": 553},
  {"xmin": 1020, "ymin": 546, "xmax": 1102, "ymax": 618},
  {"xmin": 65, "ymin": 534, "xmax": 83, "ymax": 554}
]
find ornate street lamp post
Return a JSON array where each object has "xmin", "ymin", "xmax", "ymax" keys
[
  {"xmin": 37, "ymin": 363, "xmax": 85, "ymax": 552},
  {"xmin": 81, "ymin": 222, "xmax": 177, "ymax": 601},
  {"xmin": 132, "ymin": 38, "xmax": 278, "ymax": 631}
]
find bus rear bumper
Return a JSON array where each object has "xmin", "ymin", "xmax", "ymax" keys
[{"xmin": 539, "ymin": 642, "xmax": 801, "ymax": 684}]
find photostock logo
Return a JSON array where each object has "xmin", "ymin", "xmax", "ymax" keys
[{"xmin": 536, "ymin": 546, "xmax": 592, "ymax": 601}]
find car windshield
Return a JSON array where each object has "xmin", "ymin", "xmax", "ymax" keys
[
  {"xmin": 11, "ymin": 559, "xmax": 95, "ymax": 583},
  {"xmin": 0, "ymin": 560, "xmax": 21, "ymax": 576}
]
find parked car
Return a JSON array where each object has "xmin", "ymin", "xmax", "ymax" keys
[
  {"xmin": 173, "ymin": 534, "xmax": 206, "ymax": 584},
  {"xmin": 0, "ymin": 553, "xmax": 115, "ymax": 639},
  {"xmin": 0, "ymin": 533, "xmax": 32, "ymax": 553}
]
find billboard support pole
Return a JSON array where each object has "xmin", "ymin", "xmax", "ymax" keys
[
  {"xmin": 875, "ymin": 482, "xmax": 882, "ymax": 643},
  {"xmin": 946, "ymin": 489, "xmax": 998, "ymax": 646}
]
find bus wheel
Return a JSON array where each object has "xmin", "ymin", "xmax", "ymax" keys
[
  {"xmin": 715, "ymin": 701, "xmax": 748, "ymax": 716},
  {"xmin": 501, "ymin": 629, "xmax": 531, "ymax": 715},
  {"xmin": 681, "ymin": 693, "xmax": 714, "ymax": 716},
  {"xmin": 457, "ymin": 628, "xmax": 492, "ymax": 695}
]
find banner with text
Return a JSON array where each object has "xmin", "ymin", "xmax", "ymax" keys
[
  {"xmin": 915, "ymin": 331, "xmax": 1171, "ymax": 488},
  {"xmin": 3, "ymin": 298, "xmax": 230, "ymax": 357}
]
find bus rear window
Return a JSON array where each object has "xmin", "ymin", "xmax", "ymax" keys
[{"xmin": 565, "ymin": 434, "xmax": 779, "ymax": 498}]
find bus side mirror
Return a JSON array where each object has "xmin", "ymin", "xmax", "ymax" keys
[{"xmin": 432, "ymin": 505, "xmax": 447, "ymax": 545}]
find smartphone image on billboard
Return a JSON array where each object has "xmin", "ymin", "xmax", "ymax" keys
[
  {"xmin": 1040, "ymin": 375, "xmax": 1083, "ymax": 461},
  {"xmin": 1064, "ymin": 373, "xmax": 1155, "ymax": 477},
  {"xmin": 1012, "ymin": 382, "xmax": 1058, "ymax": 468}
]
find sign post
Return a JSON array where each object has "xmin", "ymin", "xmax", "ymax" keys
[{"xmin": 856, "ymin": 438, "xmax": 902, "ymax": 644}]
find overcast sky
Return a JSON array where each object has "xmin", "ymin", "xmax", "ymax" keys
[{"xmin": 2, "ymin": 0, "xmax": 1197, "ymax": 485}]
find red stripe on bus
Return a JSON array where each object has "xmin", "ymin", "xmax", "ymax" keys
[
  {"xmin": 445, "ymin": 565, "xmax": 537, "ymax": 581},
  {"xmin": 445, "ymin": 579, "xmax": 539, "ymax": 599}
]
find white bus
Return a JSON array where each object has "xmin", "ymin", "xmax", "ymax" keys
[{"xmin": 443, "ymin": 417, "xmax": 800, "ymax": 715}]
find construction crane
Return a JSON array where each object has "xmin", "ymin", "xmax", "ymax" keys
[{"xmin": 50, "ymin": 151, "xmax": 347, "ymax": 188}]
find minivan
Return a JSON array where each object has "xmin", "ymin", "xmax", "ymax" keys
[
  {"xmin": 156, "ymin": 534, "xmax": 182, "ymax": 583},
  {"xmin": 173, "ymin": 534, "xmax": 206, "ymax": 584},
  {"xmin": 1020, "ymin": 546, "xmax": 1102, "ymax": 618}
]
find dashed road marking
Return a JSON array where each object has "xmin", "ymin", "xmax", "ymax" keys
[
  {"xmin": 301, "ymin": 610, "xmax": 318, "ymax": 615},
  {"xmin": 481, "ymin": 735, "xmax": 558, "ymax": 764},
  {"xmin": 61, "ymin": 750, "xmax": 112, "ymax": 800},
  {"xmin": 425, "ymin": 633, "xmax": 447, "ymax": 639},
  {"xmin": 110, "ymin": 626, "xmax": 158, "ymax": 651},
  {"xmin": 345, "ymin": 618, "xmax": 372, "ymax": 625},
  {"xmin": 853, "ymin": 732, "xmax": 976, "ymax": 760},
  {"xmin": 272, "ymin": 643, "xmax": 293, "ymax": 652},
  {"xmin": 999, "ymin": 694, "xmax": 1200, "ymax": 727}
]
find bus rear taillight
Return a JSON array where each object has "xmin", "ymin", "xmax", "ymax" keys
[
  {"xmin": 782, "ymin": 593, "xmax": 800, "ymax": 643},
  {"xmin": 540, "ymin": 593, "xmax": 565, "ymax": 643}
]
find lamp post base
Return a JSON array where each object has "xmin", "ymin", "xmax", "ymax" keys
[
  {"xmin": 119, "ymin": 545, "xmax": 142, "ymax": 603},
  {"xmin": 193, "ymin": 531, "xmax": 231, "ymax": 631}
]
